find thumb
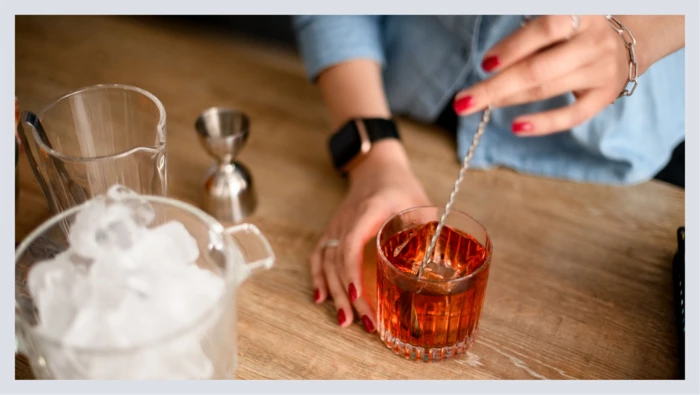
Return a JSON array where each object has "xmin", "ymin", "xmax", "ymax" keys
[{"xmin": 342, "ymin": 203, "xmax": 387, "ymax": 302}]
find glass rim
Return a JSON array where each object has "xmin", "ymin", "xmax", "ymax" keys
[
  {"xmin": 34, "ymin": 84, "xmax": 167, "ymax": 163},
  {"xmin": 194, "ymin": 106, "xmax": 251, "ymax": 138},
  {"xmin": 15, "ymin": 194, "xmax": 236, "ymax": 355},
  {"xmin": 376, "ymin": 205, "xmax": 493, "ymax": 285}
]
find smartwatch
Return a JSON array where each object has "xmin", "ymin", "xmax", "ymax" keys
[{"xmin": 328, "ymin": 118, "xmax": 400, "ymax": 175}]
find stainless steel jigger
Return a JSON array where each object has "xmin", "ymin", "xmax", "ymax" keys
[{"xmin": 195, "ymin": 107, "xmax": 257, "ymax": 223}]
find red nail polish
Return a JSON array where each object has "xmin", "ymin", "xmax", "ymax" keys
[
  {"xmin": 512, "ymin": 121, "xmax": 534, "ymax": 133},
  {"xmin": 337, "ymin": 309, "xmax": 346, "ymax": 326},
  {"xmin": 362, "ymin": 315, "xmax": 375, "ymax": 333},
  {"xmin": 348, "ymin": 283, "xmax": 358, "ymax": 302},
  {"xmin": 453, "ymin": 95, "xmax": 474, "ymax": 114},
  {"xmin": 313, "ymin": 288, "xmax": 320, "ymax": 303},
  {"xmin": 481, "ymin": 56, "xmax": 500, "ymax": 72}
]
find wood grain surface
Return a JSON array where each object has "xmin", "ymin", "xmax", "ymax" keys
[{"xmin": 14, "ymin": 15, "xmax": 685, "ymax": 380}]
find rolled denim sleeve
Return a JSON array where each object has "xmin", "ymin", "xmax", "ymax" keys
[{"xmin": 293, "ymin": 15, "xmax": 386, "ymax": 81}]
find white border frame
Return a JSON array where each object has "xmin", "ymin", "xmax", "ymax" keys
[{"xmin": 4, "ymin": 1, "xmax": 697, "ymax": 394}]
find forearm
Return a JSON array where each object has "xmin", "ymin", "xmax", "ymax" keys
[
  {"xmin": 317, "ymin": 59, "xmax": 392, "ymax": 130},
  {"xmin": 316, "ymin": 59, "xmax": 411, "ymax": 182},
  {"xmin": 615, "ymin": 15, "xmax": 685, "ymax": 75}
]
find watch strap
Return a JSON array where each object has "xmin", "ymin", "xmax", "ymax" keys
[
  {"xmin": 362, "ymin": 118, "xmax": 400, "ymax": 142},
  {"xmin": 328, "ymin": 118, "xmax": 400, "ymax": 174}
]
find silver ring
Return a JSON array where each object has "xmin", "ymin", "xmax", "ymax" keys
[
  {"xmin": 568, "ymin": 15, "xmax": 581, "ymax": 39},
  {"xmin": 321, "ymin": 239, "xmax": 340, "ymax": 249}
]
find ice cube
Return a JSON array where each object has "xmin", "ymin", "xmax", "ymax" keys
[
  {"xmin": 79, "ymin": 222, "xmax": 174, "ymax": 275},
  {"xmin": 150, "ymin": 221, "xmax": 200, "ymax": 264},
  {"xmin": 28, "ymin": 254, "xmax": 83, "ymax": 338},
  {"xmin": 149, "ymin": 265, "xmax": 224, "ymax": 329},
  {"xmin": 112, "ymin": 292, "xmax": 164, "ymax": 344},
  {"xmin": 94, "ymin": 219, "xmax": 135, "ymax": 249},
  {"xmin": 124, "ymin": 275, "xmax": 152, "ymax": 298},
  {"xmin": 89, "ymin": 251, "xmax": 131, "ymax": 281},
  {"xmin": 69, "ymin": 200, "xmax": 145, "ymax": 260},
  {"xmin": 27, "ymin": 252, "xmax": 74, "ymax": 297},
  {"xmin": 393, "ymin": 233, "xmax": 414, "ymax": 258},
  {"xmin": 392, "ymin": 224, "xmax": 428, "ymax": 259},
  {"xmin": 34, "ymin": 289, "xmax": 78, "ymax": 340},
  {"xmin": 67, "ymin": 199, "xmax": 107, "ymax": 259},
  {"xmin": 106, "ymin": 185, "xmax": 155, "ymax": 226},
  {"xmin": 421, "ymin": 260, "xmax": 458, "ymax": 281},
  {"xmin": 131, "ymin": 202, "xmax": 156, "ymax": 226},
  {"xmin": 125, "ymin": 221, "xmax": 200, "ymax": 273},
  {"xmin": 84, "ymin": 278, "xmax": 128, "ymax": 312},
  {"xmin": 35, "ymin": 264, "xmax": 110, "ymax": 343},
  {"xmin": 61, "ymin": 307, "xmax": 130, "ymax": 349}
]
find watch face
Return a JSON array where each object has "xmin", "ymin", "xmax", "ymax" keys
[{"xmin": 329, "ymin": 122, "xmax": 362, "ymax": 170}]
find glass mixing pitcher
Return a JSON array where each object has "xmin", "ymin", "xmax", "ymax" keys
[
  {"xmin": 16, "ymin": 84, "xmax": 167, "ymax": 214},
  {"xmin": 15, "ymin": 187, "xmax": 275, "ymax": 379}
]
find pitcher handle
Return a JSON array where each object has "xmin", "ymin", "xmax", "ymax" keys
[
  {"xmin": 16, "ymin": 111, "xmax": 58, "ymax": 214},
  {"xmin": 223, "ymin": 223, "xmax": 275, "ymax": 276}
]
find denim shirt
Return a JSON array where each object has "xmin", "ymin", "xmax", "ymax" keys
[{"xmin": 293, "ymin": 15, "xmax": 685, "ymax": 185}]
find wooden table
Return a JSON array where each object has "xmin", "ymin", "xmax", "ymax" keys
[{"xmin": 15, "ymin": 15, "xmax": 684, "ymax": 380}]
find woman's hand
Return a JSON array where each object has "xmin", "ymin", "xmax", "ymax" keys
[
  {"xmin": 453, "ymin": 15, "xmax": 685, "ymax": 136},
  {"xmin": 310, "ymin": 140, "xmax": 430, "ymax": 332}
]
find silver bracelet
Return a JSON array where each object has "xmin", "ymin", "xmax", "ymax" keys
[{"xmin": 606, "ymin": 15, "xmax": 638, "ymax": 99}]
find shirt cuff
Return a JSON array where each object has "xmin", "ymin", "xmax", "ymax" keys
[{"xmin": 293, "ymin": 15, "xmax": 386, "ymax": 81}]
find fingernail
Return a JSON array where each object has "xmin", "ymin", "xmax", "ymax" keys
[
  {"xmin": 313, "ymin": 288, "xmax": 320, "ymax": 303},
  {"xmin": 482, "ymin": 56, "xmax": 500, "ymax": 72},
  {"xmin": 348, "ymin": 283, "xmax": 358, "ymax": 302},
  {"xmin": 362, "ymin": 315, "xmax": 375, "ymax": 333},
  {"xmin": 337, "ymin": 309, "xmax": 346, "ymax": 326},
  {"xmin": 453, "ymin": 95, "xmax": 474, "ymax": 114},
  {"xmin": 512, "ymin": 121, "xmax": 534, "ymax": 134}
]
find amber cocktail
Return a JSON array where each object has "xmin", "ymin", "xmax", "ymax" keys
[{"xmin": 376, "ymin": 206, "xmax": 491, "ymax": 362}]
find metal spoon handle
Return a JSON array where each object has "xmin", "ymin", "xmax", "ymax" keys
[{"xmin": 417, "ymin": 107, "xmax": 492, "ymax": 278}]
